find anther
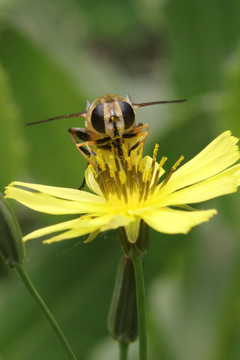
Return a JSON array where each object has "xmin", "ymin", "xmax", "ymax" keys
[
  {"xmin": 108, "ymin": 163, "xmax": 115, "ymax": 178},
  {"xmin": 122, "ymin": 144, "xmax": 129, "ymax": 161},
  {"xmin": 126, "ymin": 157, "xmax": 132, "ymax": 171},
  {"xmin": 152, "ymin": 144, "xmax": 159, "ymax": 162},
  {"xmin": 119, "ymin": 170, "xmax": 126, "ymax": 185},
  {"xmin": 96, "ymin": 150, "xmax": 106, "ymax": 171},
  {"xmin": 160, "ymin": 155, "xmax": 184, "ymax": 188},
  {"xmin": 172, "ymin": 155, "xmax": 184, "ymax": 171}
]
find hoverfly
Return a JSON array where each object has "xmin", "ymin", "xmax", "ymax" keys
[{"xmin": 27, "ymin": 94, "xmax": 186, "ymax": 165}]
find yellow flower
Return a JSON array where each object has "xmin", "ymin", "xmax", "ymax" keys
[{"xmin": 5, "ymin": 131, "xmax": 240, "ymax": 244}]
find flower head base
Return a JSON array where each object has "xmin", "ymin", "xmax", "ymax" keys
[{"xmin": 5, "ymin": 131, "xmax": 240, "ymax": 245}]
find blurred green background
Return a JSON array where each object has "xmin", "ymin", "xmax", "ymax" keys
[{"xmin": 0, "ymin": 0, "xmax": 240, "ymax": 359}]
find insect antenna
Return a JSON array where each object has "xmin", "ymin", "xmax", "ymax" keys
[
  {"xmin": 26, "ymin": 111, "xmax": 87, "ymax": 126},
  {"xmin": 134, "ymin": 99, "xmax": 187, "ymax": 108}
]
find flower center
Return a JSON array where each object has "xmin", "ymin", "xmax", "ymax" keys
[{"xmin": 89, "ymin": 143, "xmax": 184, "ymax": 208}]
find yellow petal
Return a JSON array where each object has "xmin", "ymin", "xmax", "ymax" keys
[
  {"xmin": 5, "ymin": 185, "xmax": 107, "ymax": 215},
  {"xmin": 161, "ymin": 131, "xmax": 239, "ymax": 195},
  {"xmin": 23, "ymin": 218, "xmax": 82, "ymax": 241},
  {"xmin": 141, "ymin": 208, "xmax": 217, "ymax": 234},
  {"xmin": 100, "ymin": 214, "xmax": 131, "ymax": 231},
  {"xmin": 7, "ymin": 181, "xmax": 103, "ymax": 202},
  {"xmin": 44, "ymin": 214, "xmax": 114, "ymax": 243},
  {"xmin": 158, "ymin": 164, "xmax": 240, "ymax": 206},
  {"xmin": 85, "ymin": 167, "xmax": 103, "ymax": 196},
  {"xmin": 142, "ymin": 155, "xmax": 165, "ymax": 187},
  {"xmin": 43, "ymin": 226, "xmax": 98, "ymax": 244},
  {"xmin": 24, "ymin": 213, "xmax": 114, "ymax": 243}
]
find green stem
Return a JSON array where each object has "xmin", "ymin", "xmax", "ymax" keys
[
  {"xmin": 119, "ymin": 342, "xmax": 128, "ymax": 360},
  {"xmin": 132, "ymin": 257, "xmax": 147, "ymax": 360},
  {"xmin": 15, "ymin": 264, "xmax": 77, "ymax": 360}
]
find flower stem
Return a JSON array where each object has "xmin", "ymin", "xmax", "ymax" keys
[
  {"xmin": 15, "ymin": 264, "xmax": 77, "ymax": 360},
  {"xmin": 119, "ymin": 342, "xmax": 128, "ymax": 360},
  {"xmin": 132, "ymin": 257, "xmax": 147, "ymax": 360}
]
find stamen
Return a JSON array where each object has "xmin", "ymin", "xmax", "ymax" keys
[
  {"xmin": 152, "ymin": 144, "xmax": 159, "ymax": 162},
  {"xmin": 108, "ymin": 162, "xmax": 115, "ymax": 178},
  {"xmin": 119, "ymin": 170, "xmax": 126, "ymax": 185},
  {"xmin": 108, "ymin": 156, "xmax": 123, "ymax": 198},
  {"xmin": 90, "ymin": 138, "xmax": 178, "ymax": 206},
  {"xmin": 129, "ymin": 148, "xmax": 136, "ymax": 168},
  {"xmin": 143, "ymin": 144, "xmax": 159, "ymax": 198},
  {"xmin": 122, "ymin": 144, "xmax": 129, "ymax": 162},
  {"xmin": 138, "ymin": 163, "xmax": 148, "ymax": 202},
  {"xmin": 96, "ymin": 174, "xmax": 109, "ymax": 200},
  {"xmin": 137, "ymin": 143, "xmax": 144, "ymax": 173},
  {"xmin": 151, "ymin": 157, "xmax": 168, "ymax": 194},
  {"xmin": 114, "ymin": 160, "xmax": 122, "ymax": 190},
  {"xmin": 160, "ymin": 155, "xmax": 184, "ymax": 188},
  {"xmin": 142, "ymin": 169, "xmax": 154, "ymax": 201},
  {"xmin": 119, "ymin": 170, "xmax": 128, "ymax": 203},
  {"xmin": 96, "ymin": 150, "xmax": 106, "ymax": 171},
  {"xmin": 128, "ymin": 156, "xmax": 137, "ymax": 195},
  {"xmin": 138, "ymin": 155, "xmax": 143, "ymax": 173},
  {"xmin": 110, "ymin": 155, "xmax": 117, "ymax": 172},
  {"xmin": 126, "ymin": 156, "xmax": 132, "ymax": 171},
  {"xmin": 172, "ymin": 155, "xmax": 184, "ymax": 171},
  {"xmin": 104, "ymin": 164, "xmax": 115, "ymax": 195},
  {"xmin": 137, "ymin": 142, "xmax": 144, "ymax": 157},
  {"xmin": 142, "ymin": 168, "xmax": 149, "ymax": 183}
]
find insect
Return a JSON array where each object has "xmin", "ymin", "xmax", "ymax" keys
[{"xmin": 27, "ymin": 94, "xmax": 186, "ymax": 165}]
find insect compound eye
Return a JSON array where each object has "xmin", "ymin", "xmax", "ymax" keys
[
  {"xmin": 119, "ymin": 101, "xmax": 135, "ymax": 130},
  {"xmin": 91, "ymin": 104, "xmax": 106, "ymax": 133}
]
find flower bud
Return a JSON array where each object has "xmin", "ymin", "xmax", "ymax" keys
[
  {"xmin": 108, "ymin": 255, "xmax": 138, "ymax": 343},
  {"xmin": 0, "ymin": 193, "xmax": 25, "ymax": 267}
]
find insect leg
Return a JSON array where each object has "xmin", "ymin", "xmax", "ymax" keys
[
  {"xmin": 125, "ymin": 124, "xmax": 149, "ymax": 154},
  {"xmin": 68, "ymin": 127, "xmax": 98, "ymax": 166}
]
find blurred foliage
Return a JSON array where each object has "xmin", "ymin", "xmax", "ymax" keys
[{"xmin": 0, "ymin": 0, "xmax": 240, "ymax": 359}]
